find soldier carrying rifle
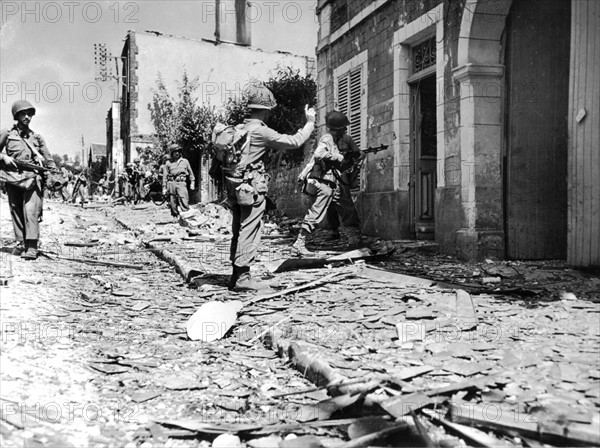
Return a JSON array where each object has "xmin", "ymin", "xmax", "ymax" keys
[
  {"xmin": 0, "ymin": 100, "xmax": 57, "ymax": 259},
  {"xmin": 293, "ymin": 111, "xmax": 387, "ymax": 256}
]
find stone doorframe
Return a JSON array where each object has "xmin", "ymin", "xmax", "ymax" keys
[
  {"xmin": 392, "ymin": 4, "xmax": 444, "ymax": 193},
  {"xmin": 453, "ymin": 0, "xmax": 512, "ymax": 260}
]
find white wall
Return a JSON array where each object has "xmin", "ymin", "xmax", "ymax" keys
[{"xmin": 135, "ymin": 32, "xmax": 311, "ymax": 136}]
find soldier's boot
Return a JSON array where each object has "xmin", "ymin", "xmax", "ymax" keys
[
  {"xmin": 292, "ymin": 230, "xmax": 314, "ymax": 257},
  {"xmin": 234, "ymin": 268, "xmax": 273, "ymax": 292},
  {"xmin": 21, "ymin": 239, "xmax": 38, "ymax": 260},
  {"xmin": 227, "ymin": 265, "xmax": 243, "ymax": 291}
]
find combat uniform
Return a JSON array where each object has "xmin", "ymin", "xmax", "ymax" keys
[
  {"xmin": 164, "ymin": 156, "xmax": 194, "ymax": 216},
  {"xmin": 324, "ymin": 133, "xmax": 362, "ymax": 237},
  {"xmin": 0, "ymin": 125, "xmax": 53, "ymax": 243},
  {"xmin": 228, "ymin": 118, "xmax": 314, "ymax": 269},
  {"xmin": 72, "ymin": 172, "xmax": 87, "ymax": 205}
]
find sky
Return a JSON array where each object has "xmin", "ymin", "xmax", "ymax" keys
[{"xmin": 0, "ymin": 0, "xmax": 319, "ymax": 158}]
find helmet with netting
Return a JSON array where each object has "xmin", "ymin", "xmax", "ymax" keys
[
  {"xmin": 243, "ymin": 82, "xmax": 277, "ymax": 110},
  {"xmin": 325, "ymin": 111, "xmax": 350, "ymax": 130}
]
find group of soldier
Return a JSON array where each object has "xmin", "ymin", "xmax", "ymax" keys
[
  {"xmin": 1, "ymin": 89, "xmax": 365, "ymax": 291},
  {"xmin": 219, "ymin": 83, "xmax": 364, "ymax": 291}
]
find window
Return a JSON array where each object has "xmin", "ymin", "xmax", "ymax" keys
[
  {"xmin": 412, "ymin": 36, "xmax": 436, "ymax": 73},
  {"xmin": 330, "ymin": 0, "xmax": 348, "ymax": 33},
  {"xmin": 336, "ymin": 66, "xmax": 363, "ymax": 146}
]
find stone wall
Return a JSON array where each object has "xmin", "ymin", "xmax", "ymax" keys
[{"xmin": 315, "ymin": 0, "xmax": 444, "ymax": 240}]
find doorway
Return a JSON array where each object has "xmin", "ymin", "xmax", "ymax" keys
[
  {"xmin": 504, "ymin": 0, "xmax": 570, "ymax": 259},
  {"xmin": 410, "ymin": 74, "xmax": 437, "ymax": 239}
]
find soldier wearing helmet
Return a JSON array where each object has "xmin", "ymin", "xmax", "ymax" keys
[
  {"xmin": 129, "ymin": 157, "xmax": 145, "ymax": 203},
  {"xmin": 292, "ymin": 110, "xmax": 363, "ymax": 256},
  {"xmin": 0, "ymin": 100, "xmax": 56, "ymax": 259},
  {"xmin": 226, "ymin": 82, "xmax": 316, "ymax": 291},
  {"xmin": 163, "ymin": 143, "xmax": 195, "ymax": 217},
  {"xmin": 71, "ymin": 168, "xmax": 88, "ymax": 207}
]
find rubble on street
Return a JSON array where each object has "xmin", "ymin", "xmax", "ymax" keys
[{"xmin": 1, "ymin": 198, "xmax": 599, "ymax": 448}]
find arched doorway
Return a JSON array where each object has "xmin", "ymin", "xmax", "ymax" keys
[{"xmin": 453, "ymin": 0, "xmax": 570, "ymax": 260}]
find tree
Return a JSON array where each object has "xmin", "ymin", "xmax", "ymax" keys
[
  {"xmin": 265, "ymin": 67, "xmax": 317, "ymax": 166},
  {"xmin": 222, "ymin": 68, "xmax": 317, "ymax": 168},
  {"xmin": 147, "ymin": 72, "xmax": 221, "ymax": 167}
]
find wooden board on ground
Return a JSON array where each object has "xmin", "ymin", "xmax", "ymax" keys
[{"xmin": 273, "ymin": 247, "xmax": 396, "ymax": 273}]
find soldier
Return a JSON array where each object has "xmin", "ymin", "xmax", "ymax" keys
[
  {"xmin": 71, "ymin": 169, "xmax": 88, "ymax": 206},
  {"xmin": 57, "ymin": 166, "xmax": 71, "ymax": 201},
  {"xmin": 292, "ymin": 111, "xmax": 363, "ymax": 256},
  {"xmin": 0, "ymin": 100, "xmax": 56, "ymax": 259},
  {"xmin": 158, "ymin": 154, "xmax": 169, "ymax": 185},
  {"xmin": 226, "ymin": 83, "xmax": 316, "ymax": 291},
  {"xmin": 97, "ymin": 174, "xmax": 107, "ymax": 196},
  {"xmin": 163, "ymin": 144, "xmax": 195, "ymax": 217}
]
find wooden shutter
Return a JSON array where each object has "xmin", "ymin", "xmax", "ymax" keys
[
  {"xmin": 348, "ymin": 68, "xmax": 362, "ymax": 146},
  {"xmin": 336, "ymin": 66, "xmax": 363, "ymax": 147}
]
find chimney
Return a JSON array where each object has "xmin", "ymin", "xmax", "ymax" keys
[
  {"xmin": 215, "ymin": 0, "xmax": 221, "ymax": 43},
  {"xmin": 235, "ymin": 0, "xmax": 251, "ymax": 46}
]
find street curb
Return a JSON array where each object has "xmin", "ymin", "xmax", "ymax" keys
[
  {"xmin": 113, "ymin": 216, "xmax": 204, "ymax": 282},
  {"xmin": 145, "ymin": 241, "xmax": 204, "ymax": 282}
]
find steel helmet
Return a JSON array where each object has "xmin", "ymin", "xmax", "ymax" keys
[
  {"xmin": 326, "ymin": 111, "xmax": 350, "ymax": 129},
  {"xmin": 12, "ymin": 100, "xmax": 36, "ymax": 119},
  {"xmin": 244, "ymin": 83, "xmax": 277, "ymax": 110}
]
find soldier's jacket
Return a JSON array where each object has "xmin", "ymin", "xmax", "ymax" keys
[
  {"xmin": 302, "ymin": 133, "xmax": 361, "ymax": 185},
  {"xmin": 164, "ymin": 158, "xmax": 195, "ymax": 188},
  {"xmin": 0, "ymin": 125, "xmax": 55, "ymax": 167},
  {"xmin": 236, "ymin": 118, "xmax": 315, "ymax": 173}
]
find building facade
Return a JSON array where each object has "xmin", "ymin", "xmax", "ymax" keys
[{"xmin": 313, "ymin": 0, "xmax": 599, "ymax": 267}]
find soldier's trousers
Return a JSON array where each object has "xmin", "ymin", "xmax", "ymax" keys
[
  {"xmin": 5, "ymin": 183, "xmax": 43, "ymax": 241},
  {"xmin": 168, "ymin": 181, "xmax": 189, "ymax": 216},
  {"xmin": 301, "ymin": 179, "xmax": 361, "ymax": 234},
  {"xmin": 228, "ymin": 191, "xmax": 266, "ymax": 268},
  {"xmin": 325, "ymin": 182, "xmax": 361, "ymax": 231}
]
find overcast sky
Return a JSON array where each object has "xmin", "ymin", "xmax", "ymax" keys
[{"xmin": 0, "ymin": 0, "xmax": 319, "ymax": 158}]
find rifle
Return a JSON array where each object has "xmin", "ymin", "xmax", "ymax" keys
[
  {"xmin": 337, "ymin": 144, "xmax": 390, "ymax": 187},
  {"xmin": 14, "ymin": 160, "xmax": 54, "ymax": 173},
  {"xmin": 361, "ymin": 144, "xmax": 389, "ymax": 155}
]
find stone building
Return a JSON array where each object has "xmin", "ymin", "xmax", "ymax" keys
[{"xmin": 312, "ymin": 0, "xmax": 599, "ymax": 267}]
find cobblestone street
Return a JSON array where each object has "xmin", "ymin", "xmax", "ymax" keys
[{"xmin": 1, "ymin": 198, "xmax": 599, "ymax": 447}]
